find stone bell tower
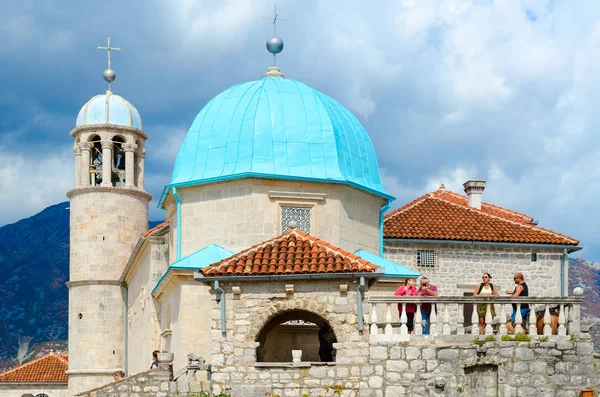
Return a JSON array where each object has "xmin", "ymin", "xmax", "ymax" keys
[{"xmin": 66, "ymin": 37, "xmax": 151, "ymax": 395}]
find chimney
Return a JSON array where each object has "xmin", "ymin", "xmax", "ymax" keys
[{"xmin": 463, "ymin": 177, "xmax": 486, "ymax": 209}]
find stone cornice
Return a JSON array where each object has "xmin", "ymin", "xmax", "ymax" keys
[
  {"xmin": 70, "ymin": 123, "xmax": 148, "ymax": 140},
  {"xmin": 66, "ymin": 280, "xmax": 121, "ymax": 288},
  {"xmin": 67, "ymin": 186, "xmax": 152, "ymax": 201}
]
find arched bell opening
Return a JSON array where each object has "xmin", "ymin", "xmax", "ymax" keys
[
  {"xmin": 89, "ymin": 135, "xmax": 103, "ymax": 186},
  {"xmin": 111, "ymin": 135, "xmax": 126, "ymax": 187},
  {"xmin": 255, "ymin": 309, "xmax": 337, "ymax": 363}
]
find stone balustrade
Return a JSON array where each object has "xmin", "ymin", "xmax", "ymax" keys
[{"xmin": 367, "ymin": 295, "xmax": 583, "ymax": 342}]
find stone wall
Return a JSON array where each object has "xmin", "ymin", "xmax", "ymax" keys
[
  {"xmin": 384, "ymin": 242, "xmax": 566, "ymax": 297},
  {"xmin": 125, "ymin": 234, "xmax": 169, "ymax": 375},
  {"xmin": 209, "ymin": 337, "xmax": 599, "ymax": 397},
  {"xmin": 164, "ymin": 178, "xmax": 385, "ymax": 260},
  {"xmin": 75, "ymin": 364, "xmax": 204, "ymax": 397}
]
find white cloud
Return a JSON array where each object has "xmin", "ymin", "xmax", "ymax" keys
[{"xmin": 0, "ymin": 148, "xmax": 73, "ymax": 226}]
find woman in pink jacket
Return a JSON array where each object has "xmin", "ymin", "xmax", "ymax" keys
[{"xmin": 394, "ymin": 277, "xmax": 418, "ymax": 333}]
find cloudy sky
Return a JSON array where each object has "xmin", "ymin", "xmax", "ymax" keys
[{"xmin": 0, "ymin": 0, "xmax": 598, "ymax": 260}]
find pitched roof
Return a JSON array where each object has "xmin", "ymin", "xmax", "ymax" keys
[
  {"xmin": 201, "ymin": 230, "xmax": 379, "ymax": 277},
  {"xmin": 384, "ymin": 189, "xmax": 579, "ymax": 245},
  {"xmin": 143, "ymin": 220, "xmax": 170, "ymax": 237},
  {"xmin": 0, "ymin": 352, "xmax": 68, "ymax": 384}
]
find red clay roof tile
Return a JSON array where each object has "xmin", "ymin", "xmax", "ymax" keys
[
  {"xmin": 143, "ymin": 220, "xmax": 170, "ymax": 237},
  {"xmin": 201, "ymin": 230, "xmax": 378, "ymax": 277},
  {"xmin": 0, "ymin": 352, "xmax": 68, "ymax": 383},
  {"xmin": 384, "ymin": 189, "xmax": 578, "ymax": 245}
]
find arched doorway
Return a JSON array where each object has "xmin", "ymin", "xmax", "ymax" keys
[{"xmin": 255, "ymin": 310, "xmax": 337, "ymax": 363}]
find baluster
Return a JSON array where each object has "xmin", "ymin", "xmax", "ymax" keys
[
  {"xmin": 484, "ymin": 303, "xmax": 493, "ymax": 335},
  {"xmin": 498, "ymin": 304, "xmax": 507, "ymax": 336},
  {"xmin": 529, "ymin": 307, "xmax": 537, "ymax": 336},
  {"xmin": 442, "ymin": 304, "xmax": 451, "ymax": 335},
  {"xmin": 515, "ymin": 303, "xmax": 523, "ymax": 334},
  {"xmin": 385, "ymin": 303, "xmax": 393, "ymax": 336},
  {"xmin": 471, "ymin": 304, "xmax": 479, "ymax": 335},
  {"xmin": 430, "ymin": 304, "xmax": 438, "ymax": 335},
  {"xmin": 543, "ymin": 304, "xmax": 551, "ymax": 336},
  {"xmin": 456, "ymin": 303, "xmax": 465, "ymax": 335},
  {"xmin": 558, "ymin": 304, "xmax": 566, "ymax": 336},
  {"xmin": 370, "ymin": 303, "xmax": 378, "ymax": 336},
  {"xmin": 399, "ymin": 303, "xmax": 408, "ymax": 335},
  {"xmin": 415, "ymin": 304, "xmax": 423, "ymax": 335}
]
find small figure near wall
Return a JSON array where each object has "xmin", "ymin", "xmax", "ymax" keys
[{"xmin": 473, "ymin": 273, "xmax": 499, "ymax": 335}]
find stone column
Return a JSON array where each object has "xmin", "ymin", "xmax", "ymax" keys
[
  {"xmin": 123, "ymin": 143, "xmax": 138, "ymax": 188},
  {"xmin": 73, "ymin": 145, "xmax": 82, "ymax": 187},
  {"xmin": 136, "ymin": 148, "xmax": 146, "ymax": 190},
  {"xmin": 101, "ymin": 139, "xmax": 113, "ymax": 187},
  {"xmin": 78, "ymin": 142, "xmax": 92, "ymax": 187}
]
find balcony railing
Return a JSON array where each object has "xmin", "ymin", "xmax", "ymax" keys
[{"xmin": 367, "ymin": 295, "xmax": 583, "ymax": 342}]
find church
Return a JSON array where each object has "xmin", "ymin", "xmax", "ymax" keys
[{"xmin": 60, "ymin": 32, "xmax": 594, "ymax": 397}]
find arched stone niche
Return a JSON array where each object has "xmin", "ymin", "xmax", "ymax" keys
[{"xmin": 249, "ymin": 299, "xmax": 344, "ymax": 363}]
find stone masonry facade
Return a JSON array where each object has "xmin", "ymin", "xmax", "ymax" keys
[{"xmin": 384, "ymin": 242, "xmax": 566, "ymax": 297}]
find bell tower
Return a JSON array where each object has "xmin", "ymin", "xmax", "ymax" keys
[{"xmin": 66, "ymin": 37, "xmax": 151, "ymax": 395}]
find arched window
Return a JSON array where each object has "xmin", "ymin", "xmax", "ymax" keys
[
  {"xmin": 34, "ymin": 394, "xmax": 49, "ymax": 397},
  {"xmin": 112, "ymin": 136, "xmax": 126, "ymax": 187},
  {"xmin": 256, "ymin": 310, "xmax": 337, "ymax": 363},
  {"xmin": 89, "ymin": 135, "xmax": 103, "ymax": 186}
]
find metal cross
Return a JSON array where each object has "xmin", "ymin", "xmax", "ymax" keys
[
  {"xmin": 263, "ymin": 5, "xmax": 287, "ymax": 36},
  {"xmin": 97, "ymin": 35, "xmax": 120, "ymax": 70}
]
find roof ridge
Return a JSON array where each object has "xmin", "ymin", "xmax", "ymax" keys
[
  {"xmin": 429, "ymin": 196, "xmax": 578, "ymax": 244},
  {"xmin": 51, "ymin": 352, "xmax": 69, "ymax": 365},
  {"xmin": 202, "ymin": 229, "xmax": 378, "ymax": 276},
  {"xmin": 384, "ymin": 192, "xmax": 432, "ymax": 220},
  {"xmin": 436, "ymin": 189, "xmax": 533, "ymax": 222}
]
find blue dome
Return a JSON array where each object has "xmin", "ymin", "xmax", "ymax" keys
[
  {"xmin": 169, "ymin": 76, "xmax": 391, "ymax": 199},
  {"xmin": 76, "ymin": 91, "xmax": 142, "ymax": 129}
]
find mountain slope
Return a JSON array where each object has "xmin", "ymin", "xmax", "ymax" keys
[{"xmin": 0, "ymin": 202, "xmax": 162, "ymax": 370}]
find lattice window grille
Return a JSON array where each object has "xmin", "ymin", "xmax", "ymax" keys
[
  {"xmin": 416, "ymin": 250, "xmax": 436, "ymax": 267},
  {"xmin": 281, "ymin": 206, "xmax": 311, "ymax": 234}
]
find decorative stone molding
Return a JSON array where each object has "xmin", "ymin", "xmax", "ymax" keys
[
  {"xmin": 101, "ymin": 139, "xmax": 113, "ymax": 149},
  {"xmin": 70, "ymin": 123, "xmax": 148, "ymax": 140},
  {"xmin": 268, "ymin": 191, "xmax": 327, "ymax": 201},
  {"xmin": 66, "ymin": 280, "xmax": 121, "ymax": 288},
  {"xmin": 285, "ymin": 284, "xmax": 294, "ymax": 294},
  {"xmin": 137, "ymin": 148, "xmax": 146, "ymax": 158},
  {"xmin": 340, "ymin": 284, "xmax": 349, "ymax": 293},
  {"xmin": 78, "ymin": 141, "xmax": 93, "ymax": 151},
  {"xmin": 232, "ymin": 286, "xmax": 242, "ymax": 295},
  {"xmin": 73, "ymin": 146, "xmax": 81, "ymax": 155},
  {"xmin": 66, "ymin": 186, "xmax": 152, "ymax": 201},
  {"xmin": 123, "ymin": 143, "xmax": 138, "ymax": 152},
  {"xmin": 246, "ymin": 298, "xmax": 343, "ymax": 343}
]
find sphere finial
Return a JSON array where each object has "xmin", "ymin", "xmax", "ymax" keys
[
  {"xmin": 266, "ymin": 36, "xmax": 284, "ymax": 54},
  {"xmin": 103, "ymin": 68, "xmax": 116, "ymax": 83}
]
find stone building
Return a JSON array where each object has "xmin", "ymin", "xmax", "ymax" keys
[{"xmin": 65, "ymin": 36, "xmax": 596, "ymax": 397}]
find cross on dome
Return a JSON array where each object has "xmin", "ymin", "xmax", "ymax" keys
[{"xmin": 97, "ymin": 35, "xmax": 121, "ymax": 90}]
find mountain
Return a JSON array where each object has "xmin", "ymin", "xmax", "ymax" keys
[
  {"xmin": 0, "ymin": 203, "xmax": 598, "ymax": 370},
  {"xmin": 0, "ymin": 202, "xmax": 162, "ymax": 371}
]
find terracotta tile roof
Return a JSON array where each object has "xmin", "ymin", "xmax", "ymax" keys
[
  {"xmin": 384, "ymin": 189, "xmax": 579, "ymax": 245},
  {"xmin": 201, "ymin": 230, "xmax": 379, "ymax": 277},
  {"xmin": 0, "ymin": 352, "xmax": 68, "ymax": 383},
  {"xmin": 143, "ymin": 220, "xmax": 170, "ymax": 237}
]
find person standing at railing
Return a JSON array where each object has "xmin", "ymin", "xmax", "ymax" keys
[
  {"xmin": 394, "ymin": 277, "xmax": 418, "ymax": 334},
  {"xmin": 417, "ymin": 277, "xmax": 438, "ymax": 334},
  {"xmin": 505, "ymin": 272, "xmax": 530, "ymax": 333},
  {"xmin": 473, "ymin": 273, "xmax": 500, "ymax": 335}
]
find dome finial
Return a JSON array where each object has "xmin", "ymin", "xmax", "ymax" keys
[
  {"xmin": 97, "ymin": 35, "xmax": 121, "ymax": 91},
  {"xmin": 263, "ymin": 5, "xmax": 286, "ymax": 73}
]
